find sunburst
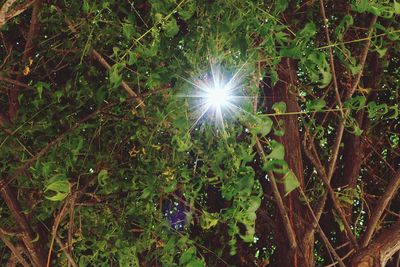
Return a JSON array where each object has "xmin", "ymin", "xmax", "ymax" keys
[{"xmin": 179, "ymin": 63, "xmax": 248, "ymax": 132}]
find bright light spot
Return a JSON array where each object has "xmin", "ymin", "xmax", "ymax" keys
[
  {"xmin": 179, "ymin": 62, "xmax": 247, "ymax": 131},
  {"xmin": 205, "ymin": 84, "xmax": 231, "ymax": 109}
]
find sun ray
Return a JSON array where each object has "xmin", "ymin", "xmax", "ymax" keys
[{"xmin": 179, "ymin": 62, "xmax": 250, "ymax": 131}]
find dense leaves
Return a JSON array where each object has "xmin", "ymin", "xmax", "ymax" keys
[{"xmin": 0, "ymin": 0, "xmax": 399, "ymax": 266}]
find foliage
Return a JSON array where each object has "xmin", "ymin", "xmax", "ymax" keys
[{"xmin": 0, "ymin": 0, "xmax": 399, "ymax": 266}]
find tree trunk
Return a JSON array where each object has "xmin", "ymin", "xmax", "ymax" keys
[{"xmin": 265, "ymin": 58, "xmax": 314, "ymax": 267}]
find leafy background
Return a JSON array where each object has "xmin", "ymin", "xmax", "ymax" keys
[{"xmin": 0, "ymin": 0, "xmax": 399, "ymax": 266}]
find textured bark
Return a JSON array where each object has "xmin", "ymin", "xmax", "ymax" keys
[
  {"xmin": 266, "ymin": 58, "xmax": 314, "ymax": 267},
  {"xmin": 351, "ymin": 220, "xmax": 400, "ymax": 267},
  {"xmin": 336, "ymin": 53, "xmax": 383, "ymax": 256},
  {"xmin": 361, "ymin": 170, "xmax": 400, "ymax": 248}
]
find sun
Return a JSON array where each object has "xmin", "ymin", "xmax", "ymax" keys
[
  {"xmin": 179, "ymin": 63, "xmax": 246, "ymax": 131},
  {"xmin": 205, "ymin": 82, "xmax": 232, "ymax": 109}
]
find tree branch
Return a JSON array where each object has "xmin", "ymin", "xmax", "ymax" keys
[
  {"xmin": 0, "ymin": 228, "xmax": 30, "ymax": 267},
  {"xmin": 55, "ymin": 235, "xmax": 78, "ymax": 267},
  {"xmin": 0, "ymin": 0, "xmax": 17, "ymax": 28},
  {"xmin": 319, "ymin": 0, "xmax": 344, "ymax": 117},
  {"xmin": 351, "ymin": 220, "xmax": 400, "ymax": 267},
  {"xmin": 0, "ymin": 182, "xmax": 46, "ymax": 267},
  {"xmin": 255, "ymin": 138, "xmax": 298, "ymax": 250},
  {"xmin": 53, "ymin": 5, "xmax": 145, "ymax": 107},
  {"xmin": 361, "ymin": 169, "xmax": 400, "ymax": 247}
]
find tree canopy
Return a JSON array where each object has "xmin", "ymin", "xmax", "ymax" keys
[{"xmin": 0, "ymin": 0, "xmax": 400, "ymax": 266}]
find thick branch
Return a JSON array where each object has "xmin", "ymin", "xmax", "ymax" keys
[
  {"xmin": 361, "ymin": 169, "xmax": 400, "ymax": 247},
  {"xmin": 351, "ymin": 220, "xmax": 400, "ymax": 267}
]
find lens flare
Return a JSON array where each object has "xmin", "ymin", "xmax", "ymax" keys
[{"xmin": 179, "ymin": 63, "xmax": 247, "ymax": 131}]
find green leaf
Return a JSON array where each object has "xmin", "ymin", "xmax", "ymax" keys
[
  {"xmin": 368, "ymin": 102, "xmax": 389, "ymax": 119},
  {"xmin": 163, "ymin": 17, "xmax": 179, "ymax": 37},
  {"xmin": 179, "ymin": 1, "xmax": 196, "ymax": 20},
  {"xmin": 262, "ymin": 159, "xmax": 288, "ymax": 174},
  {"xmin": 298, "ymin": 22, "xmax": 317, "ymax": 38},
  {"xmin": 172, "ymin": 133, "xmax": 192, "ymax": 152},
  {"xmin": 248, "ymin": 196, "xmax": 261, "ymax": 212},
  {"xmin": 187, "ymin": 259, "xmax": 205, "ymax": 267},
  {"xmin": 280, "ymin": 46, "xmax": 301, "ymax": 59},
  {"xmin": 270, "ymin": 69, "xmax": 279, "ymax": 86},
  {"xmin": 45, "ymin": 174, "xmax": 69, "ymax": 201},
  {"xmin": 98, "ymin": 169, "xmax": 109, "ymax": 187},
  {"xmin": 272, "ymin": 101, "xmax": 286, "ymax": 114},
  {"xmin": 306, "ymin": 99, "xmax": 326, "ymax": 112},
  {"xmin": 274, "ymin": 0, "xmax": 288, "ymax": 14},
  {"xmin": 267, "ymin": 141, "xmax": 285, "ymax": 160},
  {"xmin": 395, "ymin": 1, "xmax": 400, "ymax": 14},
  {"xmin": 283, "ymin": 170, "xmax": 300, "ymax": 196},
  {"xmin": 180, "ymin": 247, "xmax": 196, "ymax": 265},
  {"xmin": 122, "ymin": 23, "xmax": 135, "ymax": 39},
  {"xmin": 250, "ymin": 116, "xmax": 273, "ymax": 137},
  {"xmin": 109, "ymin": 63, "xmax": 125, "ymax": 88},
  {"xmin": 82, "ymin": 0, "xmax": 90, "ymax": 13},
  {"xmin": 334, "ymin": 15, "xmax": 353, "ymax": 39},
  {"xmin": 344, "ymin": 96, "xmax": 366, "ymax": 111},
  {"xmin": 200, "ymin": 211, "xmax": 219, "ymax": 230},
  {"xmin": 35, "ymin": 82, "xmax": 50, "ymax": 99}
]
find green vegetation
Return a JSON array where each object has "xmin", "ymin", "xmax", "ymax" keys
[{"xmin": 0, "ymin": 0, "xmax": 399, "ymax": 266}]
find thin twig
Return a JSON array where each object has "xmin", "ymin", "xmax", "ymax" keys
[
  {"xmin": 46, "ymin": 199, "xmax": 70, "ymax": 267},
  {"xmin": 53, "ymin": 5, "xmax": 144, "ymax": 107},
  {"xmin": 55, "ymin": 235, "xmax": 78, "ymax": 267},
  {"xmin": 318, "ymin": 0, "xmax": 344, "ymax": 117}
]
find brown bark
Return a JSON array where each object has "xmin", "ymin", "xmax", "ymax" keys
[
  {"xmin": 361, "ymin": 169, "xmax": 400, "ymax": 248},
  {"xmin": 351, "ymin": 220, "xmax": 400, "ymax": 267},
  {"xmin": 266, "ymin": 58, "xmax": 314, "ymax": 267},
  {"xmin": 0, "ymin": 181, "xmax": 46, "ymax": 267},
  {"xmin": 336, "ymin": 52, "xmax": 383, "ymax": 257}
]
